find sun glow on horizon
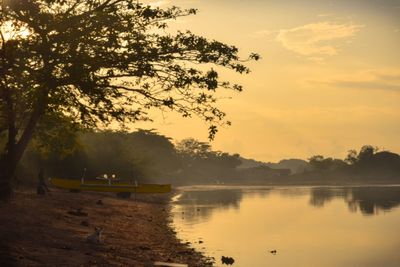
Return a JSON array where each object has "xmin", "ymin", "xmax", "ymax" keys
[{"xmin": 133, "ymin": 0, "xmax": 400, "ymax": 162}]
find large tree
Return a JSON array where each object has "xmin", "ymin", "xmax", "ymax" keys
[{"xmin": 0, "ymin": 0, "xmax": 258, "ymax": 199}]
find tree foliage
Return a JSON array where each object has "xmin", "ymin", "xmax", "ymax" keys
[
  {"xmin": 176, "ymin": 138, "xmax": 241, "ymax": 182},
  {"xmin": 345, "ymin": 145, "xmax": 379, "ymax": 165},
  {"xmin": 176, "ymin": 138, "xmax": 212, "ymax": 159},
  {"xmin": 1, "ymin": 0, "xmax": 257, "ymax": 135},
  {"xmin": 17, "ymin": 131, "xmax": 242, "ymax": 184},
  {"xmin": 308, "ymin": 155, "xmax": 346, "ymax": 172},
  {"xmin": 0, "ymin": 0, "xmax": 258, "ymax": 197},
  {"xmin": 80, "ymin": 129, "xmax": 179, "ymax": 181}
]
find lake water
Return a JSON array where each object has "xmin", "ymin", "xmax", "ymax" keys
[{"xmin": 171, "ymin": 185, "xmax": 400, "ymax": 267}]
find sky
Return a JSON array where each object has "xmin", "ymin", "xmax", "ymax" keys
[{"xmin": 138, "ymin": 0, "xmax": 400, "ymax": 162}]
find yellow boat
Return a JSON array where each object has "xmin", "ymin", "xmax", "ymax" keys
[{"xmin": 50, "ymin": 177, "xmax": 171, "ymax": 193}]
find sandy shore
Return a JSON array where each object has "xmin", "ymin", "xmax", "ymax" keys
[{"xmin": 0, "ymin": 188, "xmax": 211, "ymax": 266}]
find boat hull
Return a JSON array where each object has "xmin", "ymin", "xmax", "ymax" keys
[{"xmin": 50, "ymin": 178, "xmax": 171, "ymax": 193}]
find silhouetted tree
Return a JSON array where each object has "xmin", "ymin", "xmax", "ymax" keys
[
  {"xmin": 345, "ymin": 149, "xmax": 358, "ymax": 165},
  {"xmin": 308, "ymin": 155, "xmax": 325, "ymax": 171},
  {"xmin": 176, "ymin": 138, "xmax": 212, "ymax": 159},
  {"xmin": 176, "ymin": 138, "xmax": 241, "ymax": 183},
  {"xmin": 18, "ymin": 113, "xmax": 82, "ymax": 182},
  {"xmin": 357, "ymin": 145, "xmax": 379, "ymax": 161},
  {"xmin": 213, "ymin": 151, "xmax": 241, "ymax": 170},
  {"xmin": 0, "ymin": 0, "xmax": 259, "ymax": 198},
  {"xmin": 119, "ymin": 129, "xmax": 180, "ymax": 181},
  {"xmin": 308, "ymin": 155, "xmax": 346, "ymax": 172},
  {"xmin": 345, "ymin": 145, "xmax": 379, "ymax": 165}
]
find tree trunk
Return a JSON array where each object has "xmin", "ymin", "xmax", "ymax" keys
[
  {"xmin": 0, "ymin": 105, "xmax": 44, "ymax": 200},
  {"xmin": 0, "ymin": 154, "xmax": 18, "ymax": 200}
]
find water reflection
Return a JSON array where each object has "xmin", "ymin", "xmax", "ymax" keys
[
  {"xmin": 309, "ymin": 187, "xmax": 400, "ymax": 215},
  {"xmin": 173, "ymin": 186, "xmax": 400, "ymax": 267},
  {"xmin": 175, "ymin": 189, "xmax": 244, "ymax": 223},
  {"xmin": 309, "ymin": 187, "xmax": 349, "ymax": 207},
  {"xmin": 177, "ymin": 186, "xmax": 400, "ymax": 219},
  {"xmin": 176, "ymin": 189, "xmax": 244, "ymax": 208}
]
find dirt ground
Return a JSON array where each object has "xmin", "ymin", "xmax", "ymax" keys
[{"xmin": 0, "ymin": 188, "xmax": 212, "ymax": 267}]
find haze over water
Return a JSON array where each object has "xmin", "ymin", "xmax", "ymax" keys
[{"xmin": 172, "ymin": 186, "xmax": 400, "ymax": 267}]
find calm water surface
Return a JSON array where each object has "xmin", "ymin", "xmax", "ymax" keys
[{"xmin": 171, "ymin": 185, "xmax": 400, "ymax": 267}]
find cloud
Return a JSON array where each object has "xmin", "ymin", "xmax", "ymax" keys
[
  {"xmin": 309, "ymin": 69, "xmax": 400, "ymax": 92},
  {"xmin": 276, "ymin": 21, "xmax": 363, "ymax": 57},
  {"xmin": 317, "ymin": 13, "xmax": 334, "ymax": 18}
]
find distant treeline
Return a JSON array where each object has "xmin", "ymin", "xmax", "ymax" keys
[
  {"xmin": 301, "ymin": 145, "xmax": 400, "ymax": 183},
  {"xmin": 14, "ymin": 129, "xmax": 243, "ymax": 185},
  {"xmin": 234, "ymin": 145, "xmax": 400, "ymax": 184},
  {"xmin": 7, "ymin": 128, "xmax": 400, "ymax": 186}
]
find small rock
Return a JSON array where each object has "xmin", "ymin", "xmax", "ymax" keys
[
  {"xmin": 69, "ymin": 189, "xmax": 81, "ymax": 193},
  {"xmin": 96, "ymin": 200, "xmax": 104, "ymax": 205},
  {"xmin": 199, "ymin": 240, "xmax": 204, "ymax": 244},
  {"xmin": 221, "ymin": 256, "xmax": 235, "ymax": 265},
  {"xmin": 61, "ymin": 245, "xmax": 73, "ymax": 250},
  {"xmin": 68, "ymin": 208, "xmax": 88, "ymax": 217},
  {"xmin": 86, "ymin": 228, "xmax": 103, "ymax": 244}
]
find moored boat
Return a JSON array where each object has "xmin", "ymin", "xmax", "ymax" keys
[{"xmin": 50, "ymin": 177, "xmax": 171, "ymax": 193}]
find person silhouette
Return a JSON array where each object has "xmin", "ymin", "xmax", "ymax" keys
[{"xmin": 37, "ymin": 168, "xmax": 50, "ymax": 195}]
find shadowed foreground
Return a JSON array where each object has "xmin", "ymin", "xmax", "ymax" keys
[{"xmin": 0, "ymin": 189, "xmax": 210, "ymax": 266}]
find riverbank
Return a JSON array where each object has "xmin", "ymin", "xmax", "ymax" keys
[{"xmin": 0, "ymin": 188, "xmax": 211, "ymax": 266}]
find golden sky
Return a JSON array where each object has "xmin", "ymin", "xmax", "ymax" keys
[{"xmin": 138, "ymin": 0, "xmax": 400, "ymax": 162}]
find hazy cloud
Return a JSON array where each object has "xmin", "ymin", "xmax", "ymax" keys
[
  {"xmin": 333, "ymin": 81, "xmax": 400, "ymax": 91},
  {"xmin": 276, "ymin": 21, "xmax": 363, "ymax": 57},
  {"xmin": 310, "ymin": 69, "xmax": 400, "ymax": 92},
  {"xmin": 317, "ymin": 13, "xmax": 334, "ymax": 17}
]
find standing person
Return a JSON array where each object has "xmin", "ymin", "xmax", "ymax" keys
[{"xmin": 37, "ymin": 168, "xmax": 50, "ymax": 195}]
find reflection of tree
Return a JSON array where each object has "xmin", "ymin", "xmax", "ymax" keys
[
  {"xmin": 176, "ymin": 190, "xmax": 244, "ymax": 222},
  {"xmin": 274, "ymin": 188, "xmax": 308, "ymax": 198},
  {"xmin": 243, "ymin": 189, "xmax": 272, "ymax": 199},
  {"xmin": 309, "ymin": 187, "xmax": 400, "ymax": 215},
  {"xmin": 346, "ymin": 187, "xmax": 400, "ymax": 215},
  {"xmin": 177, "ymin": 187, "xmax": 400, "ymax": 225},
  {"xmin": 309, "ymin": 188, "xmax": 349, "ymax": 207},
  {"xmin": 178, "ymin": 190, "xmax": 243, "ymax": 208}
]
